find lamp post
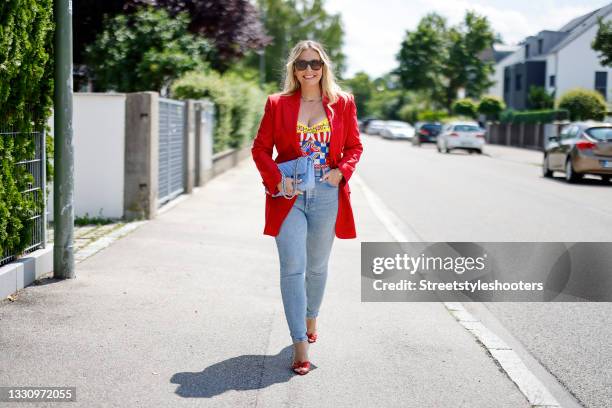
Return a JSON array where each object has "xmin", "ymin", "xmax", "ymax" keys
[{"xmin": 53, "ymin": 0, "xmax": 75, "ymax": 279}]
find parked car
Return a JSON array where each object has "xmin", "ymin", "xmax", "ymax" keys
[
  {"xmin": 437, "ymin": 121, "xmax": 486, "ymax": 154},
  {"xmin": 542, "ymin": 121, "xmax": 612, "ymax": 183},
  {"xmin": 413, "ymin": 122, "xmax": 442, "ymax": 146},
  {"xmin": 380, "ymin": 120, "xmax": 415, "ymax": 140},
  {"xmin": 365, "ymin": 120, "xmax": 387, "ymax": 135},
  {"xmin": 359, "ymin": 116, "xmax": 378, "ymax": 133}
]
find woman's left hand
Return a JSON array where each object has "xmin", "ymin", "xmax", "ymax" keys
[{"xmin": 321, "ymin": 168, "xmax": 343, "ymax": 187}]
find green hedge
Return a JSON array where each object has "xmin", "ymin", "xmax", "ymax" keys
[
  {"xmin": 170, "ymin": 70, "xmax": 266, "ymax": 153},
  {"xmin": 499, "ymin": 109, "xmax": 569, "ymax": 123},
  {"xmin": 0, "ymin": 1, "xmax": 54, "ymax": 258}
]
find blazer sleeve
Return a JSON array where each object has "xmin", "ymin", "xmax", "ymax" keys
[
  {"xmin": 252, "ymin": 95, "xmax": 283, "ymax": 195},
  {"xmin": 337, "ymin": 94, "xmax": 363, "ymax": 183}
]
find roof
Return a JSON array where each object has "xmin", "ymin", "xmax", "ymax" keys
[{"xmin": 549, "ymin": 3, "xmax": 612, "ymax": 54}]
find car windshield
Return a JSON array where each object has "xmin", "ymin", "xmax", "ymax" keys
[
  {"xmin": 423, "ymin": 124, "xmax": 441, "ymax": 130},
  {"xmin": 586, "ymin": 127, "xmax": 612, "ymax": 141},
  {"xmin": 453, "ymin": 125, "xmax": 481, "ymax": 132}
]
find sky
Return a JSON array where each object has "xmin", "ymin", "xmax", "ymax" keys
[{"xmin": 324, "ymin": 0, "xmax": 612, "ymax": 78}]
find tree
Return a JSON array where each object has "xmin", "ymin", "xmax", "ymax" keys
[
  {"xmin": 73, "ymin": 0, "xmax": 127, "ymax": 65},
  {"xmin": 241, "ymin": 0, "xmax": 346, "ymax": 87},
  {"xmin": 527, "ymin": 86, "xmax": 554, "ymax": 109},
  {"xmin": 477, "ymin": 96, "xmax": 505, "ymax": 121},
  {"xmin": 592, "ymin": 16, "xmax": 612, "ymax": 67},
  {"xmin": 442, "ymin": 11, "xmax": 495, "ymax": 111},
  {"xmin": 84, "ymin": 7, "xmax": 212, "ymax": 94},
  {"xmin": 558, "ymin": 88, "xmax": 607, "ymax": 121},
  {"xmin": 343, "ymin": 72, "xmax": 374, "ymax": 117},
  {"xmin": 128, "ymin": 0, "xmax": 270, "ymax": 72},
  {"xmin": 394, "ymin": 13, "xmax": 447, "ymax": 109},
  {"xmin": 395, "ymin": 11, "xmax": 496, "ymax": 112}
]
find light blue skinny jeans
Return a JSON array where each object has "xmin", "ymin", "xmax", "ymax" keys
[{"xmin": 274, "ymin": 167, "xmax": 339, "ymax": 344}]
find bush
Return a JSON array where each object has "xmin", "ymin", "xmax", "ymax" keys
[
  {"xmin": 499, "ymin": 109, "xmax": 569, "ymax": 123},
  {"xmin": 171, "ymin": 70, "xmax": 266, "ymax": 153},
  {"xmin": 527, "ymin": 86, "xmax": 554, "ymax": 109},
  {"xmin": 452, "ymin": 98, "xmax": 477, "ymax": 118},
  {"xmin": 0, "ymin": 0, "xmax": 54, "ymax": 258},
  {"xmin": 477, "ymin": 95, "xmax": 505, "ymax": 120},
  {"xmin": 557, "ymin": 88, "xmax": 607, "ymax": 121}
]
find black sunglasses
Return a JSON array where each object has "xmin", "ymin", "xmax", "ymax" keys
[{"xmin": 294, "ymin": 59, "xmax": 324, "ymax": 71}]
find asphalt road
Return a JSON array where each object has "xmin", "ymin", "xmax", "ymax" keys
[{"xmin": 358, "ymin": 133, "xmax": 612, "ymax": 408}]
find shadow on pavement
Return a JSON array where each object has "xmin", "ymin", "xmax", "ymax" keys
[{"xmin": 170, "ymin": 345, "xmax": 317, "ymax": 398}]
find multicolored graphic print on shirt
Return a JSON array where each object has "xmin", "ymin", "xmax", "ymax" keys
[{"xmin": 297, "ymin": 117, "xmax": 331, "ymax": 170}]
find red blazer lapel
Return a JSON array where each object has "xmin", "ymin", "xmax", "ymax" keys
[
  {"xmin": 282, "ymin": 90, "xmax": 302, "ymax": 158},
  {"xmin": 322, "ymin": 92, "xmax": 341, "ymax": 165}
]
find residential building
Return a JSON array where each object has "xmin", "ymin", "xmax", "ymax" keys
[{"xmin": 486, "ymin": 3, "xmax": 612, "ymax": 110}]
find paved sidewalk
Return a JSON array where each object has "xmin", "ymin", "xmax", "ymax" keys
[
  {"xmin": 0, "ymin": 159, "xmax": 530, "ymax": 407},
  {"xmin": 482, "ymin": 144, "xmax": 543, "ymax": 167}
]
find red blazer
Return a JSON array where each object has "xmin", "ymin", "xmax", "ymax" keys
[{"xmin": 251, "ymin": 87, "xmax": 363, "ymax": 238}]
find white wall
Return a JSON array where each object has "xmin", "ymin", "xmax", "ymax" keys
[
  {"xmin": 47, "ymin": 93, "xmax": 126, "ymax": 221},
  {"xmin": 550, "ymin": 15, "xmax": 612, "ymax": 104}
]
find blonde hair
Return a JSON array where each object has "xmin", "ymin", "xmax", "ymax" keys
[{"xmin": 280, "ymin": 40, "xmax": 348, "ymax": 121}]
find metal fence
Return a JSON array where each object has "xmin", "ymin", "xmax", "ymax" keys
[
  {"xmin": 485, "ymin": 122, "xmax": 568, "ymax": 151},
  {"xmin": 157, "ymin": 97, "xmax": 186, "ymax": 206},
  {"xmin": 0, "ymin": 128, "xmax": 47, "ymax": 267}
]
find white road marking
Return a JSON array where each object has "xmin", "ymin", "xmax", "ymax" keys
[{"xmin": 352, "ymin": 172, "xmax": 563, "ymax": 408}]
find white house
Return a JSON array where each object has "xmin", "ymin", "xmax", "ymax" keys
[{"xmin": 487, "ymin": 3, "xmax": 612, "ymax": 110}]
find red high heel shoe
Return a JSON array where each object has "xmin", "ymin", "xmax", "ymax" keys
[
  {"xmin": 292, "ymin": 360, "xmax": 311, "ymax": 375},
  {"xmin": 306, "ymin": 332, "xmax": 317, "ymax": 343}
]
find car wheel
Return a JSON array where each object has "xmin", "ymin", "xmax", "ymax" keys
[
  {"xmin": 444, "ymin": 144, "xmax": 450, "ymax": 154},
  {"xmin": 475, "ymin": 149, "xmax": 482, "ymax": 154},
  {"xmin": 565, "ymin": 158, "xmax": 582, "ymax": 183},
  {"xmin": 436, "ymin": 144, "xmax": 441, "ymax": 153},
  {"xmin": 542, "ymin": 155, "xmax": 553, "ymax": 178}
]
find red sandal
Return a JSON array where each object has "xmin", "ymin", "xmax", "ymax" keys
[
  {"xmin": 292, "ymin": 360, "xmax": 311, "ymax": 375},
  {"xmin": 306, "ymin": 332, "xmax": 317, "ymax": 343}
]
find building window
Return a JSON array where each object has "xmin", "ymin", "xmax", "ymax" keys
[
  {"xmin": 538, "ymin": 39, "xmax": 543, "ymax": 54},
  {"xmin": 504, "ymin": 74, "xmax": 510, "ymax": 93},
  {"xmin": 595, "ymin": 71, "xmax": 607, "ymax": 100},
  {"xmin": 525, "ymin": 44, "xmax": 530, "ymax": 58},
  {"xmin": 549, "ymin": 75, "xmax": 556, "ymax": 87},
  {"xmin": 515, "ymin": 73, "xmax": 522, "ymax": 91}
]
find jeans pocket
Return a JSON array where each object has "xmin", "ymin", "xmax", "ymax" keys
[{"xmin": 323, "ymin": 179, "xmax": 339, "ymax": 188}]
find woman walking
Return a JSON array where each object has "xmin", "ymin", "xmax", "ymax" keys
[{"xmin": 251, "ymin": 40, "xmax": 363, "ymax": 375}]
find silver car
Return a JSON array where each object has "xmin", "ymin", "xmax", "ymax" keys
[
  {"xmin": 437, "ymin": 121, "xmax": 486, "ymax": 154},
  {"xmin": 365, "ymin": 120, "xmax": 386, "ymax": 136},
  {"xmin": 380, "ymin": 121, "xmax": 415, "ymax": 140}
]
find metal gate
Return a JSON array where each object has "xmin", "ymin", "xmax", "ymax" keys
[
  {"xmin": 158, "ymin": 97, "xmax": 185, "ymax": 206},
  {"xmin": 0, "ymin": 127, "xmax": 47, "ymax": 266}
]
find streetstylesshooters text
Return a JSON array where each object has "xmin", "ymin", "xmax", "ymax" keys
[{"xmin": 370, "ymin": 253, "xmax": 544, "ymax": 292}]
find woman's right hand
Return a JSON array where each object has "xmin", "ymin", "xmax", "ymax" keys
[{"xmin": 278, "ymin": 177, "xmax": 302, "ymax": 195}]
